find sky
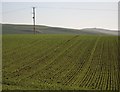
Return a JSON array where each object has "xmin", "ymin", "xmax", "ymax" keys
[{"xmin": 1, "ymin": 1, "xmax": 119, "ymax": 30}]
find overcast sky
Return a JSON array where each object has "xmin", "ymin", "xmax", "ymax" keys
[{"xmin": 2, "ymin": 1, "xmax": 119, "ymax": 30}]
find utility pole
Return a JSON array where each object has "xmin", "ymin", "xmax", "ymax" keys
[{"xmin": 32, "ymin": 7, "xmax": 36, "ymax": 34}]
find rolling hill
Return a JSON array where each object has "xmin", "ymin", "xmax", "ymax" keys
[
  {"xmin": 2, "ymin": 24, "xmax": 118, "ymax": 35},
  {"xmin": 2, "ymin": 24, "xmax": 119, "ymax": 90}
]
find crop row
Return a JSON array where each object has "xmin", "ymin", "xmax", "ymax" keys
[{"xmin": 2, "ymin": 35, "xmax": 119, "ymax": 90}]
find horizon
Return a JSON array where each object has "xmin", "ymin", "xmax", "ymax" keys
[{"xmin": 2, "ymin": 23, "xmax": 119, "ymax": 31}]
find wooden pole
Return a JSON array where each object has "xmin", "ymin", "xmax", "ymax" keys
[{"xmin": 32, "ymin": 7, "xmax": 36, "ymax": 34}]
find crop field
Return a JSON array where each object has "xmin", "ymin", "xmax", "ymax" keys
[{"xmin": 2, "ymin": 34, "xmax": 119, "ymax": 91}]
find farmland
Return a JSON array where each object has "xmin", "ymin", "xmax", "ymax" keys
[{"xmin": 2, "ymin": 34, "xmax": 119, "ymax": 91}]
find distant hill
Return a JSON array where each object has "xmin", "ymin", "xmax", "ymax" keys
[
  {"xmin": 2, "ymin": 24, "xmax": 118, "ymax": 35},
  {"xmin": 80, "ymin": 28, "xmax": 119, "ymax": 36}
]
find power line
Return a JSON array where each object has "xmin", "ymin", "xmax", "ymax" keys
[
  {"xmin": 37, "ymin": 7, "xmax": 118, "ymax": 11},
  {"xmin": 2, "ymin": 7, "xmax": 118, "ymax": 15},
  {"xmin": 3, "ymin": 7, "xmax": 30, "ymax": 14}
]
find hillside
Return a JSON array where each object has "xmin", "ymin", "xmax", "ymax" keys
[{"xmin": 2, "ymin": 24, "xmax": 118, "ymax": 35}]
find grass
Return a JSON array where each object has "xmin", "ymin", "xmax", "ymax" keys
[{"xmin": 2, "ymin": 34, "xmax": 119, "ymax": 90}]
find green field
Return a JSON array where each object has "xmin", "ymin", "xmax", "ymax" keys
[{"xmin": 2, "ymin": 34, "xmax": 119, "ymax": 90}]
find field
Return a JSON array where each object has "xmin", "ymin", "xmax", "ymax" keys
[{"xmin": 2, "ymin": 34, "xmax": 119, "ymax": 91}]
